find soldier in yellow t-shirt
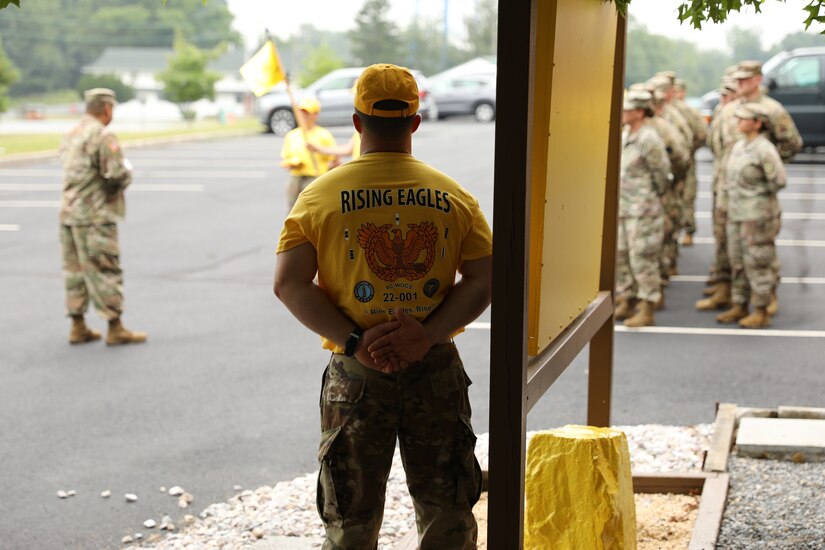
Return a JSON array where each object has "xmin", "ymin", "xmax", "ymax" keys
[
  {"xmin": 279, "ymin": 97, "xmax": 336, "ymax": 210},
  {"xmin": 274, "ymin": 64, "xmax": 492, "ymax": 550}
]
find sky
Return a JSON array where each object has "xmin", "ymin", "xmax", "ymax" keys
[{"xmin": 225, "ymin": 0, "xmax": 824, "ymax": 53}]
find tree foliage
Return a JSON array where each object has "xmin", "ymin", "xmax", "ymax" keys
[
  {"xmin": 155, "ymin": 35, "xmax": 222, "ymax": 120},
  {"xmin": 0, "ymin": 0, "xmax": 239, "ymax": 95},
  {"xmin": 349, "ymin": 0, "xmax": 404, "ymax": 66},
  {"xmin": 297, "ymin": 44, "xmax": 345, "ymax": 87},
  {"xmin": 464, "ymin": 0, "xmax": 498, "ymax": 57},
  {"xmin": 0, "ymin": 38, "xmax": 20, "ymax": 114},
  {"xmin": 76, "ymin": 74, "xmax": 136, "ymax": 103}
]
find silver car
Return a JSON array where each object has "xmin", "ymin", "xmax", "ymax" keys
[
  {"xmin": 430, "ymin": 73, "xmax": 496, "ymax": 122},
  {"xmin": 259, "ymin": 67, "xmax": 438, "ymax": 136}
]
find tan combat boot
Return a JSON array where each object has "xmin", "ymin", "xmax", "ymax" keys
[
  {"xmin": 614, "ymin": 297, "xmax": 637, "ymax": 321},
  {"xmin": 624, "ymin": 300, "xmax": 655, "ymax": 328},
  {"xmin": 739, "ymin": 307, "xmax": 771, "ymax": 329},
  {"xmin": 69, "ymin": 316, "xmax": 101, "ymax": 345},
  {"xmin": 703, "ymin": 282, "xmax": 718, "ymax": 297},
  {"xmin": 716, "ymin": 304, "xmax": 748, "ymax": 324},
  {"xmin": 682, "ymin": 233, "xmax": 694, "ymax": 247},
  {"xmin": 766, "ymin": 291, "xmax": 779, "ymax": 316},
  {"xmin": 106, "ymin": 318, "xmax": 147, "ymax": 346},
  {"xmin": 696, "ymin": 282, "xmax": 731, "ymax": 311}
]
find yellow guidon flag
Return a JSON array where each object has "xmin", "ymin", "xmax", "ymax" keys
[{"xmin": 239, "ymin": 40, "xmax": 286, "ymax": 97}]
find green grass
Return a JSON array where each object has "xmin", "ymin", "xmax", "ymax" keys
[{"xmin": 0, "ymin": 117, "xmax": 262, "ymax": 156}]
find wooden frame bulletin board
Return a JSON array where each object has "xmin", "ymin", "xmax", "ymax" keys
[{"xmin": 487, "ymin": 0, "xmax": 627, "ymax": 547}]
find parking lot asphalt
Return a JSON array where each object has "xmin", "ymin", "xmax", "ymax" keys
[{"xmin": 0, "ymin": 120, "xmax": 823, "ymax": 548}]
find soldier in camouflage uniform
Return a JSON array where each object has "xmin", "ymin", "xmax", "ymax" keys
[
  {"xmin": 615, "ymin": 90, "xmax": 671, "ymax": 327},
  {"xmin": 60, "ymin": 88, "xmax": 146, "ymax": 345},
  {"xmin": 275, "ymin": 64, "xmax": 491, "ymax": 549},
  {"xmin": 669, "ymin": 76, "xmax": 708, "ymax": 246},
  {"xmin": 698, "ymin": 61, "xmax": 802, "ymax": 313},
  {"xmin": 647, "ymin": 75, "xmax": 692, "ymax": 279},
  {"xmin": 717, "ymin": 103, "xmax": 786, "ymax": 328}
]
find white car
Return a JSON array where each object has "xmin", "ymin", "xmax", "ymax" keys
[{"xmin": 259, "ymin": 67, "xmax": 438, "ymax": 136}]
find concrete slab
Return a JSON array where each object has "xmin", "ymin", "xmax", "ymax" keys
[
  {"xmin": 251, "ymin": 535, "xmax": 322, "ymax": 549},
  {"xmin": 736, "ymin": 417, "xmax": 825, "ymax": 460}
]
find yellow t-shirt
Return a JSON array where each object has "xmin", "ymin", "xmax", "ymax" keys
[
  {"xmin": 277, "ymin": 152, "xmax": 493, "ymax": 352},
  {"xmin": 351, "ymin": 132, "xmax": 361, "ymax": 160},
  {"xmin": 280, "ymin": 125, "xmax": 336, "ymax": 177}
]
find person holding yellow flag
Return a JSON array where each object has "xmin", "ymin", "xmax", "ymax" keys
[{"xmin": 280, "ymin": 97, "xmax": 337, "ymax": 210}]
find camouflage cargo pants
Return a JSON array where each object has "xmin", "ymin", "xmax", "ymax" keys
[
  {"xmin": 60, "ymin": 224, "xmax": 123, "ymax": 321},
  {"xmin": 660, "ymin": 184, "xmax": 683, "ymax": 278},
  {"xmin": 286, "ymin": 175, "xmax": 317, "ymax": 211},
  {"xmin": 712, "ymin": 190, "xmax": 731, "ymax": 283},
  {"xmin": 727, "ymin": 218, "xmax": 779, "ymax": 308},
  {"xmin": 318, "ymin": 344, "xmax": 481, "ymax": 550},
  {"xmin": 682, "ymin": 160, "xmax": 698, "ymax": 235},
  {"xmin": 617, "ymin": 215, "xmax": 664, "ymax": 303}
]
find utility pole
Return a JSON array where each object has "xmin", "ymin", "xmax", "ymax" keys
[{"xmin": 441, "ymin": 0, "xmax": 449, "ymax": 72}]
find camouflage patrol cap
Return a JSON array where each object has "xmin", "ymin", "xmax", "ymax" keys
[
  {"xmin": 732, "ymin": 60, "xmax": 762, "ymax": 79},
  {"xmin": 647, "ymin": 75, "xmax": 673, "ymax": 92},
  {"xmin": 724, "ymin": 65, "xmax": 737, "ymax": 76},
  {"xmin": 734, "ymin": 102, "xmax": 768, "ymax": 122},
  {"xmin": 84, "ymin": 88, "xmax": 117, "ymax": 105},
  {"xmin": 629, "ymin": 82, "xmax": 664, "ymax": 103},
  {"xmin": 655, "ymin": 70, "xmax": 677, "ymax": 84},
  {"xmin": 623, "ymin": 89, "xmax": 653, "ymax": 111},
  {"xmin": 719, "ymin": 77, "xmax": 737, "ymax": 95}
]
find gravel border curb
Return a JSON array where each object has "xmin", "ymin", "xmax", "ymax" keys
[{"xmin": 0, "ymin": 128, "xmax": 262, "ymax": 167}]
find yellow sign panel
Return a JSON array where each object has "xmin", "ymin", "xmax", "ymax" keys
[{"xmin": 528, "ymin": 0, "xmax": 619, "ymax": 355}]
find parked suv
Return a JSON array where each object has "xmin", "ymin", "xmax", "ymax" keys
[
  {"xmin": 259, "ymin": 67, "xmax": 438, "ymax": 135},
  {"xmin": 762, "ymin": 47, "xmax": 825, "ymax": 148},
  {"xmin": 430, "ymin": 73, "xmax": 496, "ymax": 122}
]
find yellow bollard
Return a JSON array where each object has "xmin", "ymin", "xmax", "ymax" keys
[{"xmin": 524, "ymin": 425, "xmax": 636, "ymax": 549}]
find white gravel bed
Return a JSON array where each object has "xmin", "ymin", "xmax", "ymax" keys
[
  {"xmin": 716, "ymin": 456, "xmax": 825, "ymax": 549},
  {"xmin": 135, "ymin": 424, "xmax": 711, "ymax": 549}
]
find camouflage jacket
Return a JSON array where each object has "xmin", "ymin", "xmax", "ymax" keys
[
  {"xmin": 672, "ymin": 99, "xmax": 707, "ymax": 153},
  {"xmin": 725, "ymin": 134, "xmax": 787, "ymax": 222},
  {"xmin": 718, "ymin": 94, "xmax": 803, "ymax": 163},
  {"xmin": 648, "ymin": 115, "xmax": 690, "ymax": 183},
  {"xmin": 662, "ymin": 104, "xmax": 693, "ymax": 156},
  {"xmin": 620, "ymin": 123, "xmax": 671, "ymax": 218},
  {"xmin": 60, "ymin": 115, "xmax": 132, "ymax": 225}
]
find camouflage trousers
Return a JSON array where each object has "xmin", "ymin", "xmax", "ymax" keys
[
  {"xmin": 727, "ymin": 218, "xmax": 780, "ymax": 308},
  {"xmin": 617, "ymin": 215, "xmax": 664, "ymax": 303},
  {"xmin": 682, "ymin": 160, "xmax": 698, "ymax": 235},
  {"xmin": 660, "ymin": 184, "xmax": 683, "ymax": 279},
  {"xmin": 712, "ymin": 192, "xmax": 731, "ymax": 283},
  {"xmin": 60, "ymin": 224, "xmax": 123, "ymax": 321},
  {"xmin": 286, "ymin": 175, "xmax": 317, "ymax": 211},
  {"xmin": 318, "ymin": 344, "xmax": 481, "ymax": 550}
]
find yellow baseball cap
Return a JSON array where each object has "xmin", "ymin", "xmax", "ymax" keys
[
  {"xmin": 298, "ymin": 97, "xmax": 321, "ymax": 114},
  {"xmin": 354, "ymin": 64, "xmax": 419, "ymax": 118}
]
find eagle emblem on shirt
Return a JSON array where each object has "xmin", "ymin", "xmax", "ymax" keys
[{"xmin": 357, "ymin": 221, "xmax": 438, "ymax": 281}]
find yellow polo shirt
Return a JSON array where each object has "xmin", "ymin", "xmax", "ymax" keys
[
  {"xmin": 277, "ymin": 152, "xmax": 493, "ymax": 352},
  {"xmin": 280, "ymin": 125, "xmax": 336, "ymax": 177}
]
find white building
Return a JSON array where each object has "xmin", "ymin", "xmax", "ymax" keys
[{"xmin": 82, "ymin": 46, "xmax": 250, "ymax": 120}]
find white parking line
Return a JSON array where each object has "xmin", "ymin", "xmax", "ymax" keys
[
  {"xmin": 0, "ymin": 224, "xmax": 20, "ymax": 231},
  {"xmin": 695, "ymin": 211, "xmax": 825, "ymax": 220},
  {"xmin": 0, "ymin": 169, "xmax": 265, "ymax": 179},
  {"xmin": 699, "ymin": 176, "xmax": 823, "ymax": 185},
  {"xmin": 698, "ymin": 191, "xmax": 825, "ymax": 200},
  {"xmin": 0, "ymin": 184, "xmax": 204, "ymax": 192},
  {"xmin": 691, "ymin": 236, "xmax": 825, "ymax": 247},
  {"xmin": 465, "ymin": 322, "xmax": 825, "ymax": 338},
  {"xmin": 671, "ymin": 275, "xmax": 825, "ymax": 285}
]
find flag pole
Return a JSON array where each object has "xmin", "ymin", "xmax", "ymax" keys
[{"xmin": 266, "ymin": 30, "xmax": 319, "ymax": 173}]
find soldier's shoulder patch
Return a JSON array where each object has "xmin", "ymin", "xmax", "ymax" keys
[
  {"xmin": 764, "ymin": 161, "xmax": 776, "ymax": 176},
  {"xmin": 104, "ymin": 136, "xmax": 120, "ymax": 153}
]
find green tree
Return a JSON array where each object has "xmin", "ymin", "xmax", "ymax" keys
[
  {"xmin": 297, "ymin": 44, "xmax": 345, "ymax": 87},
  {"xmin": 76, "ymin": 74, "xmax": 136, "ymax": 103},
  {"xmin": 349, "ymin": 0, "xmax": 403, "ymax": 66},
  {"xmin": 727, "ymin": 27, "xmax": 768, "ymax": 62},
  {"xmin": 0, "ymin": 0, "xmax": 239, "ymax": 95},
  {"xmin": 464, "ymin": 0, "xmax": 498, "ymax": 57},
  {"xmin": 156, "ymin": 36, "xmax": 222, "ymax": 120},
  {"xmin": 403, "ymin": 18, "xmax": 473, "ymax": 75},
  {"xmin": 772, "ymin": 30, "xmax": 825, "ymax": 52},
  {"xmin": 0, "ymin": 38, "xmax": 20, "ymax": 114},
  {"xmin": 270, "ymin": 24, "xmax": 352, "ymax": 80}
]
